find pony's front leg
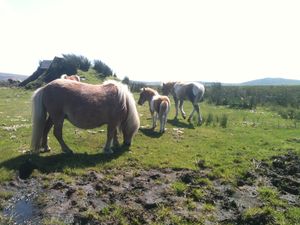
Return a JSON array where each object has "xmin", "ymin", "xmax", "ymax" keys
[
  {"xmin": 113, "ymin": 129, "xmax": 120, "ymax": 148},
  {"xmin": 103, "ymin": 125, "xmax": 115, "ymax": 154},
  {"xmin": 179, "ymin": 100, "xmax": 186, "ymax": 119}
]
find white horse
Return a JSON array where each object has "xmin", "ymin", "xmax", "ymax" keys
[
  {"xmin": 162, "ymin": 81, "xmax": 205, "ymax": 125},
  {"xmin": 138, "ymin": 87, "xmax": 170, "ymax": 133}
]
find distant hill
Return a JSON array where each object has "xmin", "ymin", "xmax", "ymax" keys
[
  {"xmin": 0, "ymin": 72, "xmax": 28, "ymax": 81},
  {"xmin": 240, "ymin": 78, "xmax": 300, "ymax": 86}
]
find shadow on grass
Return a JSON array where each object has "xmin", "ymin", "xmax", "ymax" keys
[
  {"xmin": 139, "ymin": 128, "xmax": 163, "ymax": 138},
  {"xmin": 167, "ymin": 118, "xmax": 195, "ymax": 129},
  {"xmin": 0, "ymin": 145, "xmax": 130, "ymax": 179}
]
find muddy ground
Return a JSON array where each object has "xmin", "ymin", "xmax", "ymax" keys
[{"xmin": 1, "ymin": 152, "xmax": 299, "ymax": 225}]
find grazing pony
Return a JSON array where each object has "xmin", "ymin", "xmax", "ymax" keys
[
  {"xmin": 60, "ymin": 74, "xmax": 81, "ymax": 82},
  {"xmin": 162, "ymin": 81, "xmax": 205, "ymax": 125},
  {"xmin": 31, "ymin": 79, "xmax": 139, "ymax": 154},
  {"xmin": 138, "ymin": 87, "xmax": 170, "ymax": 133}
]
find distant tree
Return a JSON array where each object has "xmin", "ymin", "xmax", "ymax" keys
[
  {"xmin": 208, "ymin": 82, "xmax": 223, "ymax": 105},
  {"xmin": 62, "ymin": 54, "xmax": 91, "ymax": 72},
  {"xmin": 122, "ymin": 76, "xmax": 130, "ymax": 85},
  {"xmin": 93, "ymin": 59, "xmax": 113, "ymax": 77}
]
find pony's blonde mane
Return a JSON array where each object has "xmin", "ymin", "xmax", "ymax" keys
[
  {"xmin": 144, "ymin": 87, "xmax": 158, "ymax": 96},
  {"xmin": 104, "ymin": 80, "xmax": 140, "ymax": 136}
]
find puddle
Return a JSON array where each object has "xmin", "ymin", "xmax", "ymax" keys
[{"xmin": 3, "ymin": 194, "xmax": 40, "ymax": 225}]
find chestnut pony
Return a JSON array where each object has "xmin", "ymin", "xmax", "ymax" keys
[
  {"xmin": 162, "ymin": 81, "xmax": 205, "ymax": 125},
  {"xmin": 31, "ymin": 79, "xmax": 140, "ymax": 154},
  {"xmin": 60, "ymin": 74, "xmax": 81, "ymax": 82},
  {"xmin": 138, "ymin": 87, "xmax": 170, "ymax": 133}
]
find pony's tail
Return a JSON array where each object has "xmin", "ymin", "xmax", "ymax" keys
[
  {"xmin": 31, "ymin": 87, "xmax": 47, "ymax": 153},
  {"xmin": 159, "ymin": 100, "xmax": 169, "ymax": 119},
  {"xmin": 194, "ymin": 84, "xmax": 205, "ymax": 103}
]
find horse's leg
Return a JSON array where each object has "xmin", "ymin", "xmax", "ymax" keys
[
  {"xmin": 194, "ymin": 104, "xmax": 202, "ymax": 125},
  {"xmin": 174, "ymin": 97, "xmax": 179, "ymax": 120},
  {"xmin": 151, "ymin": 112, "xmax": 157, "ymax": 130},
  {"xmin": 41, "ymin": 116, "xmax": 53, "ymax": 152},
  {"xmin": 103, "ymin": 125, "xmax": 115, "ymax": 154},
  {"xmin": 113, "ymin": 129, "xmax": 120, "ymax": 148},
  {"xmin": 53, "ymin": 117, "xmax": 73, "ymax": 154},
  {"xmin": 179, "ymin": 100, "xmax": 186, "ymax": 119},
  {"xmin": 158, "ymin": 114, "xmax": 163, "ymax": 133},
  {"xmin": 160, "ymin": 113, "xmax": 167, "ymax": 133},
  {"xmin": 188, "ymin": 106, "xmax": 196, "ymax": 123}
]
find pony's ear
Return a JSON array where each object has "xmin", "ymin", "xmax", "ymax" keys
[{"xmin": 140, "ymin": 87, "xmax": 145, "ymax": 91}]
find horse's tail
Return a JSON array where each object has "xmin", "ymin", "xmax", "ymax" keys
[
  {"xmin": 159, "ymin": 99, "xmax": 170, "ymax": 119},
  {"xmin": 31, "ymin": 87, "xmax": 47, "ymax": 153}
]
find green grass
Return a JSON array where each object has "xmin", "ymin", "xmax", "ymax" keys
[
  {"xmin": 0, "ymin": 83, "xmax": 300, "ymax": 223},
  {"xmin": 0, "ymin": 86, "xmax": 299, "ymax": 182}
]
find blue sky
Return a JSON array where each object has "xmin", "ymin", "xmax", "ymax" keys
[{"xmin": 1, "ymin": 0, "xmax": 300, "ymax": 83}]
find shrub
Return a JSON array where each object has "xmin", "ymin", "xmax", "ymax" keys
[
  {"xmin": 63, "ymin": 54, "xmax": 91, "ymax": 72},
  {"xmin": 205, "ymin": 113, "xmax": 214, "ymax": 126},
  {"xmin": 171, "ymin": 181, "xmax": 188, "ymax": 196},
  {"xmin": 93, "ymin": 60, "xmax": 113, "ymax": 77},
  {"xmin": 220, "ymin": 114, "xmax": 228, "ymax": 128}
]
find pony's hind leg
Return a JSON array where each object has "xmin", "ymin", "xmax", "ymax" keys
[
  {"xmin": 188, "ymin": 107, "xmax": 196, "ymax": 123},
  {"xmin": 174, "ymin": 97, "xmax": 179, "ymax": 120},
  {"xmin": 194, "ymin": 104, "xmax": 202, "ymax": 125},
  {"xmin": 53, "ymin": 117, "xmax": 73, "ymax": 154},
  {"xmin": 159, "ymin": 114, "xmax": 167, "ymax": 133},
  {"xmin": 151, "ymin": 112, "xmax": 158, "ymax": 130},
  {"xmin": 41, "ymin": 116, "xmax": 53, "ymax": 152},
  {"xmin": 179, "ymin": 100, "xmax": 186, "ymax": 119}
]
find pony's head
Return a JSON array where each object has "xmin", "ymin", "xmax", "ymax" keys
[
  {"xmin": 138, "ymin": 87, "xmax": 158, "ymax": 105},
  {"xmin": 110, "ymin": 81, "xmax": 140, "ymax": 147},
  {"xmin": 60, "ymin": 74, "xmax": 81, "ymax": 82},
  {"xmin": 162, "ymin": 82, "xmax": 175, "ymax": 95}
]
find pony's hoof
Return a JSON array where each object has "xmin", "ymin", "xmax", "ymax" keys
[
  {"xmin": 104, "ymin": 148, "xmax": 113, "ymax": 154},
  {"xmin": 41, "ymin": 147, "xmax": 51, "ymax": 153},
  {"xmin": 63, "ymin": 149, "xmax": 73, "ymax": 155},
  {"xmin": 123, "ymin": 141, "xmax": 131, "ymax": 147}
]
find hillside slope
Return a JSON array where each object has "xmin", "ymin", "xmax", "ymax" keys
[
  {"xmin": 241, "ymin": 77, "xmax": 300, "ymax": 86},
  {"xmin": 0, "ymin": 72, "xmax": 28, "ymax": 81}
]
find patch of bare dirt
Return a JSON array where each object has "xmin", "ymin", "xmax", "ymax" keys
[{"xmin": 1, "ymin": 152, "xmax": 300, "ymax": 224}]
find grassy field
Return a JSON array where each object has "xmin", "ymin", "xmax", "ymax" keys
[{"xmin": 0, "ymin": 83, "xmax": 299, "ymax": 224}]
